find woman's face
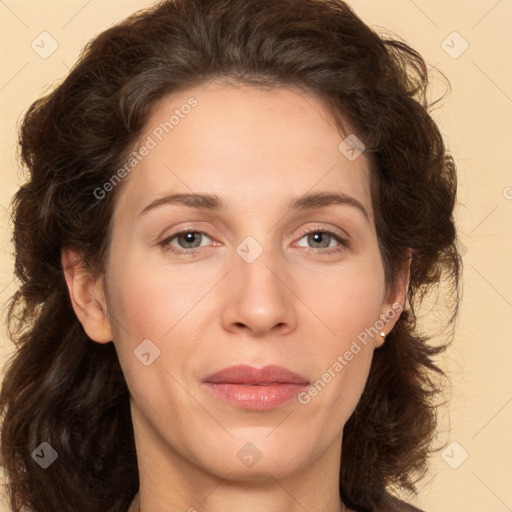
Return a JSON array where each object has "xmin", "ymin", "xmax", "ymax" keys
[{"xmin": 85, "ymin": 82, "xmax": 406, "ymax": 484}]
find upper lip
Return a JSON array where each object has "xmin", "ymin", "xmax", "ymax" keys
[{"xmin": 203, "ymin": 365, "xmax": 310, "ymax": 385}]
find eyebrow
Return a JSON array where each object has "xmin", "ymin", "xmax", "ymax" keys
[{"xmin": 138, "ymin": 191, "xmax": 370, "ymax": 222}]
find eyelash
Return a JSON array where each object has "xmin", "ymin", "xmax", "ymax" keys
[{"xmin": 157, "ymin": 226, "xmax": 349, "ymax": 256}]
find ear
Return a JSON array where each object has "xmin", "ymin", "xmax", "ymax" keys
[
  {"xmin": 375, "ymin": 249, "xmax": 412, "ymax": 348},
  {"xmin": 61, "ymin": 247, "xmax": 113, "ymax": 344}
]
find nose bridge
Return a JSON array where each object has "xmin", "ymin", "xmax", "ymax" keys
[
  {"xmin": 222, "ymin": 229, "xmax": 296, "ymax": 334},
  {"xmin": 235, "ymin": 231, "xmax": 285, "ymax": 301}
]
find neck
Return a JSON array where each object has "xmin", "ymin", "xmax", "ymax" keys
[{"xmin": 133, "ymin": 493, "xmax": 346, "ymax": 512}]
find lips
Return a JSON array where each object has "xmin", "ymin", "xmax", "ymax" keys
[
  {"xmin": 203, "ymin": 364, "xmax": 310, "ymax": 385},
  {"xmin": 202, "ymin": 365, "xmax": 310, "ymax": 410}
]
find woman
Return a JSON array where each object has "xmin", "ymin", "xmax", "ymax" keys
[{"xmin": 0, "ymin": 0, "xmax": 461, "ymax": 511}]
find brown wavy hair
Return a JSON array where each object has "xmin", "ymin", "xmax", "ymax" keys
[{"xmin": 1, "ymin": 0, "xmax": 461, "ymax": 510}]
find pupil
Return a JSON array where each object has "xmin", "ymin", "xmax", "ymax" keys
[
  {"xmin": 311, "ymin": 232, "xmax": 328, "ymax": 248},
  {"xmin": 181, "ymin": 232, "xmax": 199, "ymax": 247}
]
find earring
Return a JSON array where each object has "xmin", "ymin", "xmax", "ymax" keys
[{"xmin": 380, "ymin": 332, "xmax": 386, "ymax": 338}]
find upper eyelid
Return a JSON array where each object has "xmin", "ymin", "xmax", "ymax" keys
[{"xmin": 163, "ymin": 223, "xmax": 348, "ymax": 237}]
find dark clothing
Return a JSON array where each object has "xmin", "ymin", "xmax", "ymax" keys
[{"xmin": 375, "ymin": 492, "xmax": 425, "ymax": 512}]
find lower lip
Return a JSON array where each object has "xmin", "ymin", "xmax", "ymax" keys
[{"xmin": 203, "ymin": 383, "xmax": 308, "ymax": 410}]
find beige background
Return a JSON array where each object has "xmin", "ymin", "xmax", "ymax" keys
[{"xmin": 1, "ymin": 1, "xmax": 511, "ymax": 511}]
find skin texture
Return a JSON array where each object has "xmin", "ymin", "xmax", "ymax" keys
[{"xmin": 62, "ymin": 81, "xmax": 410, "ymax": 512}]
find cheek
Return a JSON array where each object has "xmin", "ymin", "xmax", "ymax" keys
[
  {"xmin": 105, "ymin": 258, "xmax": 214, "ymax": 401},
  {"xmin": 294, "ymin": 255, "xmax": 384, "ymax": 411},
  {"xmin": 297, "ymin": 251, "xmax": 385, "ymax": 337},
  {"xmin": 106, "ymin": 268, "xmax": 199, "ymax": 421},
  {"xmin": 108, "ymin": 258, "xmax": 207, "ymax": 341}
]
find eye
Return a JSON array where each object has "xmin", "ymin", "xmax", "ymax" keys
[
  {"xmin": 158, "ymin": 229, "xmax": 214, "ymax": 254},
  {"xmin": 157, "ymin": 226, "xmax": 349, "ymax": 256},
  {"xmin": 295, "ymin": 227, "xmax": 349, "ymax": 255}
]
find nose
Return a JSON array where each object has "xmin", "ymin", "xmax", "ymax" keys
[{"xmin": 220, "ymin": 243, "xmax": 298, "ymax": 337}]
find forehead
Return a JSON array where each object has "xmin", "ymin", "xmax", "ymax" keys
[{"xmin": 112, "ymin": 82, "xmax": 374, "ymax": 225}]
